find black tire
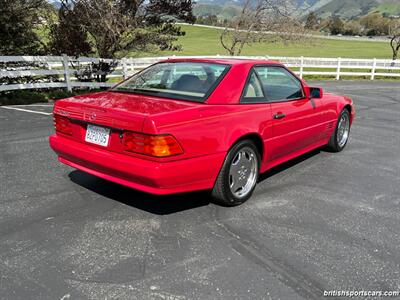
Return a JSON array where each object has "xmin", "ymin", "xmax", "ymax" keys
[
  {"xmin": 211, "ymin": 140, "xmax": 260, "ymax": 206},
  {"xmin": 327, "ymin": 109, "xmax": 351, "ymax": 152}
]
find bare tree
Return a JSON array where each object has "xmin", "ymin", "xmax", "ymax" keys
[
  {"xmin": 220, "ymin": 0, "xmax": 307, "ymax": 56},
  {"xmin": 390, "ymin": 21, "xmax": 400, "ymax": 61}
]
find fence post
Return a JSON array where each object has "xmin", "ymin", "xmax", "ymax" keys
[
  {"xmin": 131, "ymin": 58, "xmax": 139, "ymax": 75},
  {"xmin": 336, "ymin": 57, "xmax": 341, "ymax": 80},
  {"xmin": 48, "ymin": 61, "xmax": 53, "ymax": 83},
  {"xmin": 371, "ymin": 58, "xmax": 377, "ymax": 81},
  {"xmin": 62, "ymin": 54, "xmax": 72, "ymax": 92},
  {"xmin": 299, "ymin": 56, "xmax": 304, "ymax": 79},
  {"xmin": 122, "ymin": 57, "xmax": 128, "ymax": 79}
]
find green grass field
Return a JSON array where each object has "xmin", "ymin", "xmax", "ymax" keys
[{"xmin": 131, "ymin": 24, "xmax": 394, "ymax": 59}]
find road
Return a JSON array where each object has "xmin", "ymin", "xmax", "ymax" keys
[{"xmin": 0, "ymin": 81, "xmax": 399, "ymax": 299}]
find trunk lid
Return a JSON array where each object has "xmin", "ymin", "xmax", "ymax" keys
[{"xmin": 54, "ymin": 91, "xmax": 200, "ymax": 132}]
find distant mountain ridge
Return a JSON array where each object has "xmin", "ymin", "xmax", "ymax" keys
[{"xmin": 195, "ymin": 0, "xmax": 400, "ymax": 18}]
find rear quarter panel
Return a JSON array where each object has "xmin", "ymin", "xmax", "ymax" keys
[
  {"xmin": 143, "ymin": 104, "xmax": 273, "ymax": 164},
  {"xmin": 322, "ymin": 93, "xmax": 355, "ymax": 127}
]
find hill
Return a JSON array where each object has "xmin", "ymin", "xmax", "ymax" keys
[
  {"xmin": 195, "ymin": 0, "xmax": 400, "ymax": 18},
  {"xmin": 314, "ymin": 0, "xmax": 400, "ymax": 18}
]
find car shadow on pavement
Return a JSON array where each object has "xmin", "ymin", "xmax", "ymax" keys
[
  {"xmin": 258, "ymin": 148, "xmax": 322, "ymax": 182},
  {"xmin": 68, "ymin": 148, "xmax": 322, "ymax": 215},
  {"xmin": 68, "ymin": 170, "xmax": 212, "ymax": 215}
]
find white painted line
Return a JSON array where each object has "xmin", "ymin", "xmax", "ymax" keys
[
  {"xmin": 9, "ymin": 104, "xmax": 53, "ymax": 107},
  {"xmin": 1, "ymin": 106, "xmax": 52, "ymax": 115}
]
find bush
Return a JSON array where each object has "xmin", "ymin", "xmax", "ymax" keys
[
  {"xmin": 47, "ymin": 90, "xmax": 75, "ymax": 100},
  {"xmin": 0, "ymin": 90, "xmax": 47, "ymax": 106},
  {"xmin": 0, "ymin": 88, "xmax": 106, "ymax": 105}
]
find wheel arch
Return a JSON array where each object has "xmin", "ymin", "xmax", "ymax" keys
[
  {"xmin": 230, "ymin": 133, "xmax": 264, "ymax": 161},
  {"xmin": 337, "ymin": 95, "xmax": 355, "ymax": 125},
  {"xmin": 343, "ymin": 104, "xmax": 354, "ymax": 123}
]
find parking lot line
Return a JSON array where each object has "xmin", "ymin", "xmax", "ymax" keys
[
  {"xmin": 1, "ymin": 106, "xmax": 52, "ymax": 116},
  {"xmin": 11, "ymin": 104, "xmax": 54, "ymax": 107}
]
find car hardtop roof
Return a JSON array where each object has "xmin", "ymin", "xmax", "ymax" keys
[{"xmin": 158, "ymin": 57, "xmax": 282, "ymax": 66}]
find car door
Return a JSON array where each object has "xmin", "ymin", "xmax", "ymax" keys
[
  {"xmin": 240, "ymin": 69, "xmax": 274, "ymax": 166},
  {"xmin": 254, "ymin": 66, "xmax": 323, "ymax": 161}
]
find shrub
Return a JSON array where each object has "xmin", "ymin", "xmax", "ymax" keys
[
  {"xmin": 47, "ymin": 90, "xmax": 75, "ymax": 100},
  {"xmin": 0, "ymin": 88, "xmax": 107, "ymax": 105},
  {"xmin": 0, "ymin": 90, "xmax": 47, "ymax": 106}
]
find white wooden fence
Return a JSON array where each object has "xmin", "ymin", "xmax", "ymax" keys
[{"xmin": 1, "ymin": 55, "xmax": 399, "ymax": 92}]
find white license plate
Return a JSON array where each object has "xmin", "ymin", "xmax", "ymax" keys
[{"xmin": 85, "ymin": 124, "xmax": 110, "ymax": 147}]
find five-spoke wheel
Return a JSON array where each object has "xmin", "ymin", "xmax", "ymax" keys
[
  {"xmin": 328, "ymin": 108, "xmax": 351, "ymax": 152},
  {"xmin": 212, "ymin": 140, "xmax": 260, "ymax": 206},
  {"xmin": 228, "ymin": 147, "xmax": 258, "ymax": 199}
]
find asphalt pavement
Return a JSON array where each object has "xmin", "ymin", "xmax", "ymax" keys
[{"xmin": 0, "ymin": 81, "xmax": 399, "ymax": 300}]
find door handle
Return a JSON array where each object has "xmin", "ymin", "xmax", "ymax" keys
[{"xmin": 273, "ymin": 113, "xmax": 286, "ymax": 119}]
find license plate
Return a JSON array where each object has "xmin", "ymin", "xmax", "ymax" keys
[{"xmin": 85, "ymin": 124, "xmax": 110, "ymax": 147}]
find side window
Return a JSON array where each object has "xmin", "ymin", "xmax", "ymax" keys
[
  {"xmin": 255, "ymin": 66, "xmax": 304, "ymax": 101},
  {"xmin": 241, "ymin": 71, "xmax": 265, "ymax": 103}
]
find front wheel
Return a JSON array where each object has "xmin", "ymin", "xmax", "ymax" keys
[
  {"xmin": 212, "ymin": 140, "xmax": 260, "ymax": 206},
  {"xmin": 327, "ymin": 109, "xmax": 351, "ymax": 152}
]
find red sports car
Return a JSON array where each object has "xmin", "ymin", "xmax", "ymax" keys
[{"xmin": 50, "ymin": 58, "xmax": 355, "ymax": 206}]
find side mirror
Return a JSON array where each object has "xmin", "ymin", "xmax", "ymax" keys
[{"xmin": 309, "ymin": 87, "xmax": 324, "ymax": 99}]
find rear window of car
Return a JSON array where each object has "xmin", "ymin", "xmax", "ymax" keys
[{"xmin": 112, "ymin": 62, "xmax": 230, "ymax": 102}]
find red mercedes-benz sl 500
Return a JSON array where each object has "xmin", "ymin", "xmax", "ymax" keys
[{"xmin": 49, "ymin": 58, "xmax": 355, "ymax": 206}]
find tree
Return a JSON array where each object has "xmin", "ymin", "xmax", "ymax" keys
[
  {"xmin": 47, "ymin": 2, "xmax": 92, "ymax": 56},
  {"xmin": 305, "ymin": 12, "xmax": 319, "ymax": 30},
  {"xmin": 390, "ymin": 21, "xmax": 400, "ymax": 60},
  {"xmin": 329, "ymin": 16, "xmax": 344, "ymax": 35},
  {"xmin": 219, "ymin": 0, "xmax": 307, "ymax": 56},
  {"xmin": 360, "ymin": 13, "xmax": 391, "ymax": 36},
  {"xmin": 50, "ymin": 0, "xmax": 195, "ymax": 59},
  {"xmin": 343, "ymin": 20, "xmax": 363, "ymax": 36},
  {"xmin": 197, "ymin": 15, "xmax": 219, "ymax": 26},
  {"xmin": 0, "ymin": 0, "xmax": 47, "ymax": 55}
]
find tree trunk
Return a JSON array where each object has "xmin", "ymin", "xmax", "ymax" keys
[{"xmin": 390, "ymin": 36, "xmax": 399, "ymax": 61}]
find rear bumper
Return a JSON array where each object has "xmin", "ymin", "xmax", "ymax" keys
[{"xmin": 49, "ymin": 135, "xmax": 225, "ymax": 195}]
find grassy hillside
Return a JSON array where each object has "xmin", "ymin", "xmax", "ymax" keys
[
  {"xmin": 316, "ymin": 0, "xmax": 378, "ymax": 19},
  {"xmin": 130, "ymin": 25, "xmax": 393, "ymax": 59},
  {"xmin": 375, "ymin": 3, "xmax": 400, "ymax": 15}
]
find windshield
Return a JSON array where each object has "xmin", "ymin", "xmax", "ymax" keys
[{"xmin": 112, "ymin": 62, "xmax": 230, "ymax": 102}]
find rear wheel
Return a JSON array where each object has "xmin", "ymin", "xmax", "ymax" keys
[
  {"xmin": 212, "ymin": 140, "xmax": 260, "ymax": 206},
  {"xmin": 327, "ymin": 109, "xmax": 351, "ymax": 152}
]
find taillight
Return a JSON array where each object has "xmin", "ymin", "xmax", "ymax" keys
[
  {"xmin": 54, "ymin": 114, "xmax": 72, "ymax": 135},
  {"xmin": 124, "ymin": 132, "xmax": 183, "ymax": 157}
]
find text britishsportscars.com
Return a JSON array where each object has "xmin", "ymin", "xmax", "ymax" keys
[{"xmin": 324, "ymin": 290, "xmax": 400, "ymax": 297}]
